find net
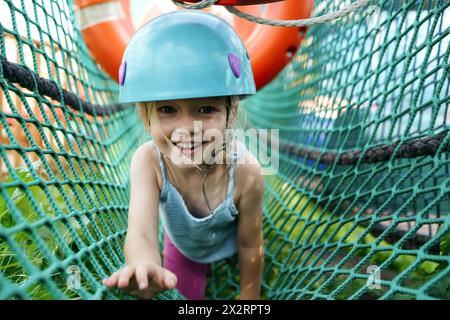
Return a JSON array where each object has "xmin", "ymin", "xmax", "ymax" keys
[{"xmin": 0, "ymin": 0, "xmax": 449, "ymax": 300}]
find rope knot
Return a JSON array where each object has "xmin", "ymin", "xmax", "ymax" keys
[{"xmin": 172, "ymin": 0, "xmax": 218, "ymax": 10}]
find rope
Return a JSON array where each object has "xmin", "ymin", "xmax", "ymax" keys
[
  {"xmin": 280, "ymin": 130, "xmax": 450, "ymax": 165},
  {"xmin": 326, "ymin": 201, "xmax": 440, "ymax": 254},
  {"xmin": 172, "ymin": 0, "xmax": 372, "ymax": 27},
  {"xmin": 172, "ymin": 0, "xmax": 217, "ymax": 10},
  {"xmin": 2, "ymin": 55, "xmax": 448, "ymax": 165},
  {"xmin": 0, "ymin": 55, "xmax": 130, "ymax": 116}
]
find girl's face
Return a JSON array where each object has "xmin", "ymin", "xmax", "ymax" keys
[{"xmin": 150, "ymin": 96, "xmax": 231, "ymax": 167}]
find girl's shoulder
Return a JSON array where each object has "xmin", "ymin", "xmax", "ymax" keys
[
  {"xmin": 232, "ymin": 141, "xmax": 264, "ymax": 203},
  {"xmin": 131, "ymin": 140, "xmax": 163, "ymax": 192},
  {"xmin": 134, "ymin": 140, "xmax": 159, "ymax": 165},
  {"xmin": 233, "ymin": 140, "xmax": 262, "ymax": 173}
]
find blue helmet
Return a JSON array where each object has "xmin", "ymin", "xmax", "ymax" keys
[{"xmin": 119, "ymin": 10, "xmax": 256, "ymax": 103}]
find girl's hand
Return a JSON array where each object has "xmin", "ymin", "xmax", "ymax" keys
[{"xmin": 102, "ymin": 262, "xmax": 177, "ymax": 299}]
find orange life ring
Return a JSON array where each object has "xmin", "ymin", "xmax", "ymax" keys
[
  {"xmin": 76, "ymin": 0, "xmax": 313, "ymax": 90},
  {"xmin": 75, "ymin": 0, "xmax": 133, "ymax": 82}
]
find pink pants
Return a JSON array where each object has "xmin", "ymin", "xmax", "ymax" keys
[{"xmin": 163, "ymin": 233, "xmax": 211, "ymax": 300}]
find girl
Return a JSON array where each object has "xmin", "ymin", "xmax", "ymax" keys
[{"xmin": 102, "ymin": 10, "xmax": 265, "ymax": 300}]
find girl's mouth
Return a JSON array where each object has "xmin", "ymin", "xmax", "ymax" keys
[{"xmin": 174, "ymin": 141, "xmax": 207, "ymax": 155}]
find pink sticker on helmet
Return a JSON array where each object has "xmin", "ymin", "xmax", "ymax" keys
[
  {"xmin": 228, "ymin": 53, "xmax": 240, "ymax": 78},
  {"xmin": 119, "ymin": 60, "xmax": 127, "ymax": 85}
]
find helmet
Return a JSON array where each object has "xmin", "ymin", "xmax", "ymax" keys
[{"xmin": 119, "ymin": 10, "xmax": 256, "ymax": 103}]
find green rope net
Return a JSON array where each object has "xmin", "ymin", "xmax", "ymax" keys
[{"xmin": 0, "ymin": 0, "xmax": 449, "ymax": 300}]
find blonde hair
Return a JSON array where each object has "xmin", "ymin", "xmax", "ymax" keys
[{"xmin": 137, "ymin": 96, "xmax": 241, "ymax": 169}]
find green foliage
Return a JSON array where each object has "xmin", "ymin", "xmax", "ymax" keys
[
  {"xmin": 257, "ymin": 175, "xmax": 449, "ymax": 299},
  {"xmin": 1, "ymin": 163, "xmax": 100, "ymax": 299}
]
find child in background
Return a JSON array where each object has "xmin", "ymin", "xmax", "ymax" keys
[{"xmin": 102, "ymin": 10, "xmax": 265, "ymax": 300}]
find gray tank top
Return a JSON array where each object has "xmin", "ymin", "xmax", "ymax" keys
[{"xmin": 149, "ymin": 140, "xmax": 244, "ymax": 263}]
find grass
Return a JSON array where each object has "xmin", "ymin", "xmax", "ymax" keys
[
  {"xmin": 1, "ymin": 162, "xmax": 448, "ymax": 300},
  {"xmin": 0, "ymin": 162, "xmax": 122, "ymax": 299},
  {"xmin": 255, "ymin": 174, "xmax": 449, "ymax": 299},
  {"xmin": 0, "ymin": 161, "xmax": 185, "ymax": 300}
]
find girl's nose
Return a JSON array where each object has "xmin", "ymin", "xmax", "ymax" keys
[
  {"xmin": 172, "ymin": 113, "xmax": 199, "ymax": 139},
  {"xmin": 178, "ymin": 114, "xmax": 195, "ymax": 130}
]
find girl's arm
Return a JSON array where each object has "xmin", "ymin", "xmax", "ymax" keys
[
  {"xmin": 124, "ymin": 143, "xmax": 162, "ymax": 265},
  {"xmin": 236, "ymin": 161, "xmax": 265, "ymax": 300},
  {"xmin": 103, "ymin": 143, "xmax": 177, "ymax": 298}
]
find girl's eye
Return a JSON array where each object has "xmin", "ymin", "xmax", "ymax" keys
[
  {"xmin": 159, "ymin": 106, "xmax": 176, "ymax": 113},
  {"xmin": 198, "ymin": 106, "xmax": 215, "ymax": 113}
]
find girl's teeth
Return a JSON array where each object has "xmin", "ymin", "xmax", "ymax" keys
[{"xmin": 177, "ymin": 142, "xmax": 202, "ymax": 149}]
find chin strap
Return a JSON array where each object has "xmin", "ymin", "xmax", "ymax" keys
[
  {"xmin": 226, "ymin": 96, "xmax": 231, "ymax": 129},
  {"xmin": 202, "ymin": 96, "xmax": 232, "ymax": 211},
  {"xmin": 200, "ymin": 141, "xmax": 228, "ymax": 211}
]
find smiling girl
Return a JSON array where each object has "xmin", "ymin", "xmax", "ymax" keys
[{"xmin": 102, "ymin": 10, "xmax": 265, "ymax": 300}]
